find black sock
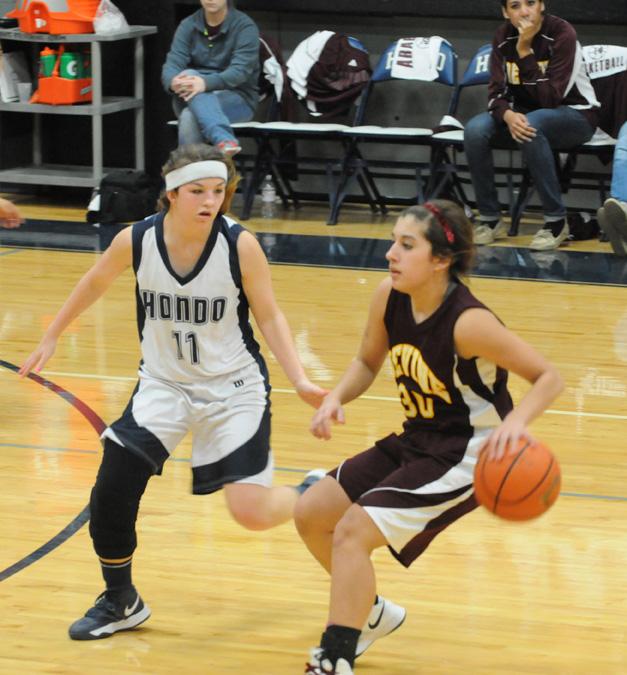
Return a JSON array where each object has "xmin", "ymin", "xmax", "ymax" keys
[
  {"xmin": 100, "ymin": 556, "xmax": 133, "ymax": 594},
  {"xmin": 546, "ymin": 218, "xmax": 566, "ymax": 237},
  {"xmin": 320, "ymin": 624, "xmax": 361, "ymax": 668}
]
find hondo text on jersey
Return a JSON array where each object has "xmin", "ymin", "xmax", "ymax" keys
[{"xmin": 140, "ymin": 289, "xmax": 227, "ymax": 324}]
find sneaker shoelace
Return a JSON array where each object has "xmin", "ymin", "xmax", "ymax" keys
[
  {"xmin": 305, "ymin": 649, "xmax": 337, "ymax": 674},
  {"xmin": 85, "ymin": 590, "xmax": 136, "ymax": 619},
  {"xmin": 84, "ymin": 592, "xmax": 118, "ymax": 618}
]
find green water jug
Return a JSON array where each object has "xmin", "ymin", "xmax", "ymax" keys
[
  {"xmin": 59, "ymin": 52, "xmax": 81, "ymax": 79},
  {"xmin": 39, "ymin": 46, "xmax": 57, "ymax": 77}
]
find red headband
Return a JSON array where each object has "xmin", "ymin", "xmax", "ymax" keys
[{"xmin": 423, "ymin": 202, "xmax": 455, "ymax": 244}]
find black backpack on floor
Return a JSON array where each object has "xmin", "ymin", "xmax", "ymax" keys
[{"xmin": 87, "ymin": 170, "xmax": 161, "ymax": 224}]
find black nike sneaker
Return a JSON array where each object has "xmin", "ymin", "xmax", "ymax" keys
[
  {"xmin": 355, "ymin": 596, "xmax": 406, "ymax": 657},
  {"xmin": 68, "ymin": 588, "xmax": 151, "ymax": 640}
]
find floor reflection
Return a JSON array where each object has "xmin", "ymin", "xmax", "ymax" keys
[{"xmin": 2, "ymin": 219, "xmax": 626, "ymax": 286}]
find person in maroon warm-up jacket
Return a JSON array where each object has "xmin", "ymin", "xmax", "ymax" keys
[{"xmin": 464, "ymin": 0, "xmax": 600, "ymax": 251}]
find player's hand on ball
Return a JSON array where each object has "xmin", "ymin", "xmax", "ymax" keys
[{"xmin": 481, "ymin": 414, "xmax": 530, "ymax": 461}]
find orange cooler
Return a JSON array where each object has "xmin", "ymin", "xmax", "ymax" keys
[
  {"xmin": 37, "ymin": 77, "xmax": 92, "ymax": 104},
  {"xmin": 8, "ymin": 0, "xmax": 100, "ymax": 35}
]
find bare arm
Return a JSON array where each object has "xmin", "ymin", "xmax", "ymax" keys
[
  {"xmin": 19, "ymin": 227, "xmax": 133, "ymax": 376},
  {"xmin": 310, "ymin": 277, "xmax": 392, "ymax": 440},
  {"xmin": 238, "ymin": 231, "xmax": 327, "ymax": 408},
  {"xmin": 0, "ymin": 197, "xmax": 24, "ymax": 228},
  {"xmin": 455, "ymin": 308, "xmax": 564, "ymax": 459}
]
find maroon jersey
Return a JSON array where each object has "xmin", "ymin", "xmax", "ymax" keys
[
  {"xmin": 384, "ymin": 282, "xmax": 513, "ymax": 435},
  {"xmin": 488, "ymin": 14, "xmax": 599, "ymax": 128}
]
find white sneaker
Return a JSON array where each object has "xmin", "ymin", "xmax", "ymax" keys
[
  {"xmin": 216, "ymin": 140, "xmax": 242, "ymax": 157},
  {"xmin": 305, "ymin": 647, "xmax": 353, "ymax": 674},
  {"xmin": 600, "ymin": 198, "xmax": 627, "ymax": 256},
  {"xmin": 355, "ymin": 596, "xmax": 406, "ymax": 658},
  {"xmin": 529, "ymin": 222, "xmax": 570, "ymax": 251},
  {"xmin": 473, "ymin": 220, "xmax": 508, "ymax": 245},
  {"xmin": 297, "ymin": 468, "xmax": 327, "ymax": 494}
]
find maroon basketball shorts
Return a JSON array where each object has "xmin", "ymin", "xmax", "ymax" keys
[{"xmin": 329, "ymin": 427, "xmax": 492, "ymax": 566}]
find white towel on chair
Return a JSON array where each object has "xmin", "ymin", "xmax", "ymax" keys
[
  {"xmin": 583, "ymin": 45, "xmax": 627, "ymax": 80},
  {"xmin": 390, "ymin": 36, "xmax": 443, "ymax": 81}
]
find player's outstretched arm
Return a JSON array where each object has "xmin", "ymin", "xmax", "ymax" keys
[
  {"xmin": 19, "ymin": 227, "xmax": 133, "ymax": 377},
  {"xmin": 454, "ymin": 308, "xmax": 564, "ymax": 460},
  {"xmin": 238, "ymin": 231, "xmax": 328, "ymax": 408},
  {"xmin": 310, "ymin": 278, "xmax": 391, "ymax": 440},
  {"xmin": 0, "ymin": 197, "xmax": 24, "ymax": 228}
]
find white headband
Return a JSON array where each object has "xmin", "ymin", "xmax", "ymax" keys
[{"xmin": 165, "ymin": 160, "xmax": 228, "ymax": 190}]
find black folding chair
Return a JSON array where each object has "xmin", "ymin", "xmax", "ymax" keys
[{"xmin": 327, "ymin": 36, "xmax": 459, "ymax": 224}]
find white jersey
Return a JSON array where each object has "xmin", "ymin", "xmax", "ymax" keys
[{"xmin": 132, "ymin": 212, "xmax": 269, "ymax": 387}]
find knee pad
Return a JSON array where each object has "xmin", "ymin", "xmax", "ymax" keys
[{"xmin": 89, "ymin": 439, "xmax": 153, "ymax": 559}]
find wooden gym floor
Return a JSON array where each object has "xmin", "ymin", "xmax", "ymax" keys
[{"xmin": 1, "ymin": 193, "xmax": 626, "ymax": 674}]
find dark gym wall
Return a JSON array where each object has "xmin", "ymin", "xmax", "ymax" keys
[
  {"xmin": 114, "ymin": 0, "xmax": 627, "ymax": 177},
  {"xmin": 7, "ymin": 1, "xmax": 625, "ymax": 182}
]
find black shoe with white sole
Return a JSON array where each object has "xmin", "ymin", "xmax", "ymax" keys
[{"xmin": 68, "ymin": 588, "xmax": 151, "ymax": 640}]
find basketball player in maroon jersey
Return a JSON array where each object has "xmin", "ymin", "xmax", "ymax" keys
[{"xmin": 297, "ymin": 200, "xmax": 564, "ymax": 674}]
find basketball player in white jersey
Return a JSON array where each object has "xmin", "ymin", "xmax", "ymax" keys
[{"xmin": 20, "ymin": 144, "xmax": 327, "ymax": 641}]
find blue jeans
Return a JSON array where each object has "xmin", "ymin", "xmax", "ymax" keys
[
  {"xmin": 611, "ymin": 122, "xmax": 627, "ymax": 202},
  {"xmin": 464, "ymin": 107, "xmax": 595, "ymax": 219},
  {"xmin": 171, "ymin": 69, "xmax": 255, "ymax": 146}
]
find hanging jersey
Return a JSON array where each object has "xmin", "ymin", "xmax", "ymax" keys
[
  {"xmin": 286, "ymin": 31, "xmax": 371, "ymax": 118},
  {"xmin": 384, "ymin": 282, "xmax": 512, "ymax": 434},
  {"xmin": 389, "ymin": 36, "xmax": 444, "ymax": 81},
  {"xmin": 131, "ymin": 212, "xmax": 268, "ymax": 387},
  {"xmin": 583, "ymin": 45, "xmax": 627, "ymax": 138}
]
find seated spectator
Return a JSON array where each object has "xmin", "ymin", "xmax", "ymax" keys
[
  {"xmin": 0, "ymin": 197, "xmax": 23, "ymax": 228},
  {"xmin": 161, "ymin": 0, "xmax": 259, "ymax": 156},
  {"xmin": 597, "ymin": 122, "xmax": 627, "ymax": 256},
  {"xmin": 464, "ymin": 0, "xmax": 599, "ymax": 250}
]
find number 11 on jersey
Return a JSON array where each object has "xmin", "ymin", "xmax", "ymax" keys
[{"xmin": 172, "ymin": 330, "xmax": 200, "ymax": 365}]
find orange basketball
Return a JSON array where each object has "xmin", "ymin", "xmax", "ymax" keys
[{"xmin": 473, "ymin": 438, "xmax": 561, "ymax": 520}]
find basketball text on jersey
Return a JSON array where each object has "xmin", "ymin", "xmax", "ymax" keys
[
  {"xmin": 583, "ymin": 45, "xmax": 627, "ymax": 79},
  {"xmin": 140, "ymin": 289, "xmax": 227, "ymax": 325}
]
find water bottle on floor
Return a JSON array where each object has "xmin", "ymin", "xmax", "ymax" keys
[{"xmin": 260, "ymin": 175, "xmax": 276, "ymax": 219}]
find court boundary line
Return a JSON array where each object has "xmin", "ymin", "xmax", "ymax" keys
[
  {"xmin": 3, "ymin": 440, "xmax": 626, "ymax": 503},
  {"xmin": 30, "ymin": 369, "xmax": 627, "ymax": 423},
  {"xmin": 2, "ymin": 222, "xmax": 626, "ymax": 287}
]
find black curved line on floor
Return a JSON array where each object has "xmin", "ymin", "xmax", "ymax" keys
[
  {"xmin": 0, "ymin": 506, "xmax": 90, "ymax": 582},
  {"xmin": 0, "ymin": 359, "xmax": 105, "ymax": 582}
]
